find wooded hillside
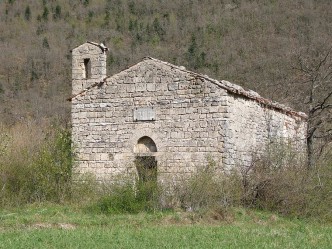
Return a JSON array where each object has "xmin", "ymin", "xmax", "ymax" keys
[{"xmin": 0, "ymin": 0, "xmax": 331, "ymax": 125}]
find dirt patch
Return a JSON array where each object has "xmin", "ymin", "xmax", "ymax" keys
[
  {"xmin": 31, "ymin": 223, "xmax": 76, "ymax": 230},
  {"xmin": 32, "ymin": 223, "xmax": 53, "ymax": 229},
  {"xmin": 157, "ymin": 209, "xmax": 234, "ymax": 226},
  {"xmin": 58, "ymin": 223, "xmax": 76, "ymax": 230}
]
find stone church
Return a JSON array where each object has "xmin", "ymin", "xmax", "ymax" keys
[{"xmin": 69, "ymin": 41, "xmax": 307, "ymax": 183}]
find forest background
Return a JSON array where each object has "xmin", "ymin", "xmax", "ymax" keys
[{"xmin": 0, "ymin": 0, "xmax": 331, "ymax": 125}]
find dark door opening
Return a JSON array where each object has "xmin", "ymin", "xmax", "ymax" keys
[
  {"xmin": 134, "ymin": 136, "xmax": 158, "ymax": 201},
  {"xmin": 135, "ymin": 156, "xmax": 157, "ymax": 184},
  {"xmin": 134, "ymin": 156, "xmax": 158, "ymax": 201}
]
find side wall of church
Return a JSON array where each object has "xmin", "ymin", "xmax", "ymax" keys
[{"xmin": 224, "ymin": 94, "xmax": 307, "ymax": 168}]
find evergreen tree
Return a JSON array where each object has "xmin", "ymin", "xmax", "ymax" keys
[
  {"xmin": 53, "ymin": 5, "xmax": 61, "ymax": 20},
  {"xmin": 24, "ymin": 6, "xmax": 31, "ymax": 21},
  {"xmin": 42, "ymin": 6, "xmax": 49, "ymax": 21},
  {"xmin": 43, "ymin": 37, "xmax": 50, "ymax": 49}
]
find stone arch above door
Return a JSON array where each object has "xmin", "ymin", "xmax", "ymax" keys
[
  {"xmin": 134, "ymin": 136, "xmax": 157, "ymax": 153},
  {"xmin": 129, "ymin": 128, "xmax": 163, "ymax": 154}
]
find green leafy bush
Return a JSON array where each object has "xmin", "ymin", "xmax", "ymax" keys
[
  {"xmin": 89, "ymin": 177, "xmax": 161, "ymax": 214},
  {"xmin": 30, "ymin": 127, "xmax": 73, "ymax": 202}
]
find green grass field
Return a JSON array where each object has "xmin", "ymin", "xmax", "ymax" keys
[{"xmin": 0, "ymin": 204, "xmax": 331, "ymax": 249}]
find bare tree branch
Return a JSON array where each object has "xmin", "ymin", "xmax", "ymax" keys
[{"xmin": 294, "ymin": 46, "xmax": 332, "ymax": 169}]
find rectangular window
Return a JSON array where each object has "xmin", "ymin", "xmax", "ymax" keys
[{"xmin": 84, "ymin": 58, "xmax": 91, "ymax": 79}]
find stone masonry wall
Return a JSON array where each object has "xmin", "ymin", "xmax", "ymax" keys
[
  {"xmin": 224, "ymin": 94, "xmax": 307, "ymax": 167},
  {"xmin": 72, "ymin": 59, "xmax": 229, "ymax": 183}
]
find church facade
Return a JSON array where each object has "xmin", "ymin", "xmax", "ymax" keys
[{"xmin": 70, "ymin": 42, "xmax": 307, "ymax": 183}]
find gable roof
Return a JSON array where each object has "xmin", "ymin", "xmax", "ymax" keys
[{"xmin": 68, "ymin": 57, "xmax": 307, "ymax": 119}]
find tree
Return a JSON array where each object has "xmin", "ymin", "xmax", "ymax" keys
[
  {"xmin": 186, "ymin": 34, "xmax": 207, "ymax": 70},
  {"xmin": 293, "ymin": 47, "xmax": 332, "ymax": 169},
  {"xmin": 42, "ymin": 6, "xmax": 49, "ymax": 21},
  {"xmin": 42, "ymin": 37, "xmax": 50, "ymax": 49},
  {"xmin": 53, "ymin": 5, "xmax": 61, "ymax": 20},
  {"xmin": 82, "ymin": 0, "xmax": 89, "ymax": 7},
  {"xmin": 25, "ymin": 6, "xmax": 31, "ymax": 21}
]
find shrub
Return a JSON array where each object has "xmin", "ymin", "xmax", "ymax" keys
[
  {"xmin": 240, "ymin": 140, "xmax": 332, "ymax": 219},
  {"xmin": 30, "ymin": 127, "xmax": 73, "ymax": 202},
  {"xmin": 89, "ymin": 175, "xmax": 161, "ymax": 214},
  {"xmin": 304, "ymin": 147, "xmax": 332, "ymax": 220},
  {"xmin": 171, "ymin": 159, "xmax": 243, "ymax": 212},
  {"xmin": 0, "ymin": 122, "xmax": 73, "ymax": 207}
]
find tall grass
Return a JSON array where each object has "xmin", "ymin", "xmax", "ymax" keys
[{"xmin": 0, "ymin": 120, "xmax": 73, "ymax": 207}]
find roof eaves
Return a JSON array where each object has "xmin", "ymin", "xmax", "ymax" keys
[
  {"xmin": 67, "ymin": 78, "xmax": 107, "ymax": 101},
  {"xmin": 67, "ymin": 60, "xmax": 147, "ymax": 101}
]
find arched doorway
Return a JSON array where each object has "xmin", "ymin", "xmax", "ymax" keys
[{"xmin": 134, "ymin": 136, "xmax": 157, "ymax": 184}]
